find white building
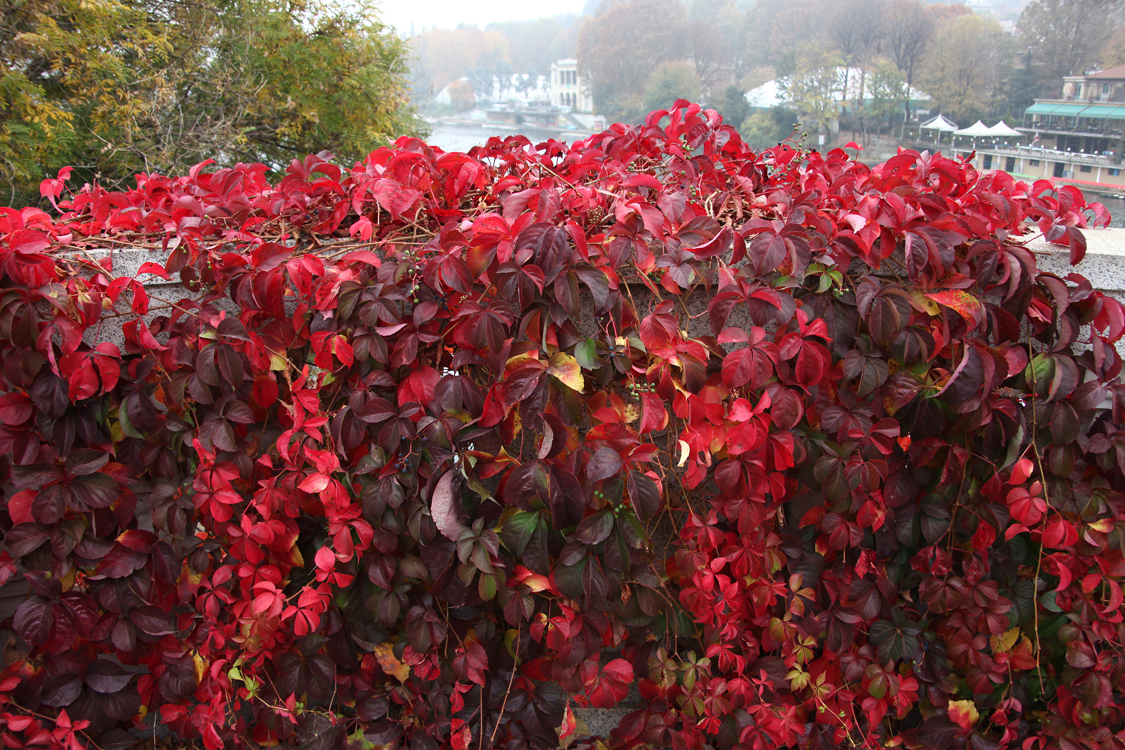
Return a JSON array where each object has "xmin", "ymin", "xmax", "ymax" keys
[
  {"xmin": 550, "ymin": 59, "xmax": 593, "ymax": 113},
  {"xmin": 745, "ymin": 68, "xmax": 930, "ymax": 111}
]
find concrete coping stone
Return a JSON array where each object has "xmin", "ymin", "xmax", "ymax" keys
[{"xmin": 1028, "ymin": 226, "xmax": 1125, "ymax": 294}]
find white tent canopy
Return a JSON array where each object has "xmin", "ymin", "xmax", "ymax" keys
[
  {"xmin": 954, "ymin": 120, "xmax": 995, "ymax": 137},
  {"xmin": 986, "ymin": 121, "xmax": 1023, "ymax": 137},
  {"xmin": 920, "ymin": 114, "xmax": 958, "ymax": 132}
]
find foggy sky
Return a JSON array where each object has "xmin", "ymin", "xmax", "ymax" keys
[{"xmin": 379, "ymin": 0, "xmax": 587, "ymax": 33}]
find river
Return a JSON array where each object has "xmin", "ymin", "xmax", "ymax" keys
[
  {"xmin": 426, "ymin": 122, "xmax": 588, "ymax": 153},
  {"xmin": 1082, "ymin": 191, "xmax": 1125, "ymax": 228}
]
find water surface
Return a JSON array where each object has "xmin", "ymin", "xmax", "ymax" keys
[{"xmin": 427, "ymin": 122, "xmax": 587, "ymax": 153}]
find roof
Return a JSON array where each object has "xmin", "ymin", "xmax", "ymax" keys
[
  {"xmin": 1090, "ymin": 65, "xmax": 1125, "ymax": 79},
  {"xmin": 745, "ymin": 79, "xmax": 783, "ymax": 108},
  {"xmin": 920, "ymin": 114, "xmax": 958, "ymax": 132},
  {"xmin": 986, "ymin": 121, "xmax": 1022, "ymax": 137},
  {"xmin": 1026, "ymin": 102, "xmax": 1090, "ymax": 116},
  {"xmin": 955, "ymin": 120, "xmax": 994, "ymax": 137},
  {"xmin": 1027, "ymin": 101, "xmax": 1125, "ymax": 119}
]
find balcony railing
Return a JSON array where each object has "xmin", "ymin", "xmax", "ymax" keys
[
  {"xmin": 981, "ymin": 144, "xmax": 1118, "ymax": 166},
  {"xmin": 1022, "ymin": 119, "xmax": 1124, "ymax": 138}
]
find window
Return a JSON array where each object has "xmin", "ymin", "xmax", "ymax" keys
[
  {"xmin": 983, "ymin": 154, "xmax": 992, "ymax": 169},
  {"xmin": 1005, "ymin": 157, "xmax": 1016, "ymax": 172},
  {"xmin": 1030, "ymin": 159, "xmax": 1040, "ymax": 166},
  {"xmin": 1081, "ymin": 164, "xmax": 1092, "ymax": 172},
  {"xmin": 1112, "ymin": 168, "xmax": 1122, "ymax": 176}
]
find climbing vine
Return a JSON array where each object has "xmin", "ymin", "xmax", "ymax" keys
[{"xmin": 1, "ymin": 104, "xmax": 1123, "ymax": 750}]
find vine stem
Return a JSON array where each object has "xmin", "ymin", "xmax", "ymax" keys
[
  {"xmin": 1026, "ymin": 377, "xmax": 1047, "ymax": 691},
  {"xmin": 488, "ymin": 623, "xmax": 521, "ymax": 747}
]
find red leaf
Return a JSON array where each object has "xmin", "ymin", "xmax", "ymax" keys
[
  {"xmin": 1042, "ymin": 518, "xmax": 1077, "ymax": 549},
  {"xmin": 450, "ymin": 719, "xmax": 471, "ymax": 750},
  {"xmin": 7, "ymin": 229, "xmax": 51, "ymax": 254},
  {"xmin": 587, "ymin": 658, "xmax": 634, "ymax": 708},
  {"xmin": 431, "ymin": 471, "xmax": 467, "ymax": 541},
  {"xmin": 0, "ymin": 392, "xmax": 33, "ymax": 424},
  {"xmin": 925, "ymin": 290, "xmax": 983, "ymax": 328},
  {"xmin": 639, "ymin": 392, "xmax": 667, "ymax": 434},
  {"xmin": 252, "ymin": 376, "xmax": 280, "ymax": 408},
  {"xmin": 1009, "ymin": 458, "xmax": 1033, "ymax": 486}
]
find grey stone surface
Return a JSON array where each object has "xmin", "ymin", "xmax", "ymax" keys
[
  {"xmin": 1030, "ymin": 227, "xmax": 1125, "ymax": 294},
  {"xmin": 573, "ymin": 708, "xmax": 634, "ymax": 742},
  {"xmin": 60, "ymin": 247, "xmax": 241, "ymax": 349}
]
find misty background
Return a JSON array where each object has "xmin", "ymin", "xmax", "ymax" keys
[{"xmin": 396, "ymin": 0, "xmax": 1125, "ymax": 152}]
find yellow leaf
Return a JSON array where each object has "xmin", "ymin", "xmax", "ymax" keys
[
  {"xmin": 59, "ymin": 567, "xmax": 77, "ymax": 591},
  {"xmin": 677, "ymin": 439, "xmax": 690, "ymax": 467},
  {"xmin": 911, "ymin": 291, "xmax": 940, "ymax": 315},
  {"xmin": 372, "ymin": 643, "xmax": 410, "ymax": 683},
  {"xmin": 522, "ymin": 573, "xmax": 552, "ymax": 592},
  {"xmin": 193, "ymin": 652, "xmax": 208, "ymax": 684},
  {"xmin": 547, "ymin": 352, "xmax": 584, "ymax": 392},
  {"xmin": 990, "ymin": 627, "xmax": 1020, "ymax": 654},
  {"xmin": 1089, "ymin": 518, "xmax": 1115, "ymax": 533},
  {"xmin": 786, "ymin": 668, "xmax": 809, "ymax": 690},
  {"xmin": 505, "ymin": 351, "xmax": 541, "ymax": 369},
  {"xmin": 623, "ymin": 402, "xmax": 641, "ymax": 424},
  {"xmin": 948, "ymin": 699, "xmax": 979, "ymax": 730}
]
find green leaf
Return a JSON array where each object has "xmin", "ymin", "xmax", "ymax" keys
[
  {"xmin": 118, "ymin": 401, "xmax": 144, "ymax": 439},
  {"xmin": 478, "ymin": 573, "xmax": 497, "ymax": 601},
  {"xmin": 574, "ymin": 339, "xmax": 601, "ymax": 370},
  {"xmin": 500, "ymin": 510, "xmax": 541, "ymax": 556},
  {"xmin": 555, "ymin": 557, "xmax": 587, "ymax": 600}
]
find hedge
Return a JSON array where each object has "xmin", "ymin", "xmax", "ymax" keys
[{"xmin": 1, "ymin": 102, "xmax": 1123, "ymax": 750}]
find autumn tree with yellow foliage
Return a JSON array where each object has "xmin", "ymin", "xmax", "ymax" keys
[{"xmin": 1, "ymin": 0, "xmax": 422, "ymax": 203}]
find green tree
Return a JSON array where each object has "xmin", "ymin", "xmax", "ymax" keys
[
  {"xmin": 644, "ymin": 60, "xmax": 702, "ymax": 112},
  {"xmin": 716, "ymin": 84, "xmax": 751, "ymax": 129},
  {"xmin": 0, "ymin": 0, "xmax": 149, "ymax": 196},
  {"xmin": 739, "ymin": 105, "xmax": 798, "ymax": 149},
  {"xmin": 919, "ymin": 14, "xmax": 1012, "ymax": 124},
  {"xmin": 1008, "ymin": 49, "xmax": 1038, "ymax": 117},
  {"xmin": 779, "ymin": 44, "xmax": 844, "ymax": 138},
  {"xmin": 867, "ymin": 58, "xmax": 909, "ymax": 122},
  {"xmin": 2, "ymin": 0, "xmax": 423, "ymax": 202}
]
